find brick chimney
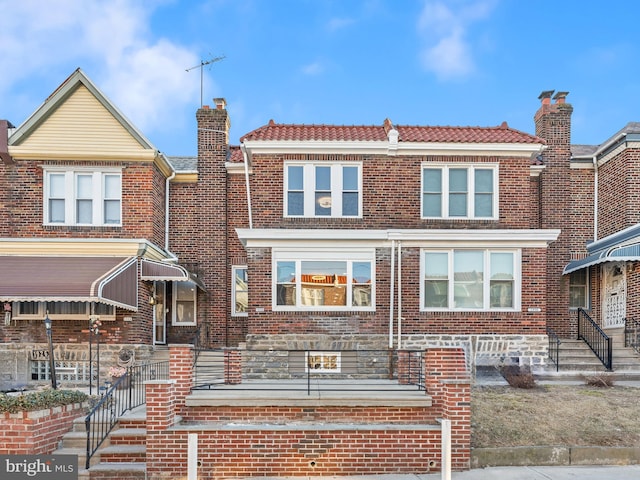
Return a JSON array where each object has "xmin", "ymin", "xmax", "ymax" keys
[
  {"xmin": 0, "ymin": 120, "xmax": 14, "ymax": 165},
  {"xmin": 193, "ymin": 100, "xmax": 230, "ymax": 346},
  {"xmin": 534, "ymin": 90, "xmax": 574, "ymax": 336}
]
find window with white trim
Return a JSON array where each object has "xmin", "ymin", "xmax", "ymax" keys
[
  {"xmin": 232, "ymin": 266, "xmax": 248, "ymax": 316},
  {"xmin": 274, "ymin": 250, "xmax": 374, "ymax": 311},
  {"xmin": 172, "ymin": 281, "xmax": 197, "ymax": 326},
  {"xmin": 44, "ymin": 168, "xmax": 122, "ymax": 226},
  {"xmin": 285, "ymin": 163, "xmax": 361, "ymax": 217},
  {"xmin": 306, "ymin": 351, "xmax": 341, "ymax": 373},
  {"xmin": 422, "ymin": 164, "xmax": 498, "ymax": 219},
  {"xmin": 421, "ymin": 249, "xmax": 519, "ymax": 311},
  {"xmin": 569, "ymin": 269, "xmax": 589, "ymax": 309}
]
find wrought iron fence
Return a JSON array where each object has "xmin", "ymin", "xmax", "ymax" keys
[
  {"xmin": 84, "ymin": 361, "xmax": 168, "ymax": 469},
  {"xmin": 547, "ymin": 327, "xmax": 560, "ymax": 372},
  {"xmin": 577, "ymin": 308, "xmax": 612, "ymax": 371},
  {"xmin": 194, "ymin": 348, "xmax": 426, "ymax": 394},
  {"xmin": 624, "ymin": 317, "xmax": 640, "ymax": 355}
]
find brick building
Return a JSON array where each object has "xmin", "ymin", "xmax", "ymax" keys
[{"xmin": 0, "ymin": 69, "xmax": 634, "ymax": 388}]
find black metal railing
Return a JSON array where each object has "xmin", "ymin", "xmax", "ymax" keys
[
  {"xmin": 194, "ymin": 349, "xmax": 426, "ymax": 394},
  {"xmin": 577, "ymin": 308, "xmax": 612, "ymax": 371},
  {"xmin": 624, "ymin": 317, "xmax": 640, "ymax": 355},
  {"xmin": 547, "ymin": 327, "xmax": 561, "ymax": 372},
  {"xmin": 84, "ymin": 361, "xmax": 168, "ymax": 469}
]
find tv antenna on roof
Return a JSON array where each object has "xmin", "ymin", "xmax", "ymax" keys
[{"xmin": 186, "ymin": 55, "xmax": 226, "ymax": 107}]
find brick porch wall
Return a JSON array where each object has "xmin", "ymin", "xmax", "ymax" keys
[{"xmin": 144, "ymin": 345, "xmax": 471, "ymax": 478}]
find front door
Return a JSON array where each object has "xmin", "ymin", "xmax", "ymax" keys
[
  {"xmin": 153, "ymin": 282, "xmax": 167, "ymax": 344},
  {"xmin": 602, "ymin": 262, "xmax": 626, "ymax": 329}
]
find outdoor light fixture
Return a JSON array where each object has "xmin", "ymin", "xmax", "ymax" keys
[{"xmin": 44, "ymin": 312, "xmax": 57, "ymax": 389}]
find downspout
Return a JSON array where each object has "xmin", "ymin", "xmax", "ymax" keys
[
  {"xmin": 240, "ymin": 143, "xmax": 253, "ymax": 228},
  {"xmin": 593, "ymin": 155, "xmax": 598, "ymax": 242},
  {"xmin": 165, "ymin": 164, "xmax": 177, "ymax": 256},
  {"xmin": 397, "ymin": 241, "xmax": 402, "ymax": 349},
  {"xmin": 388, "ymin": 239, "xmax": 395, "ymax": 349}
]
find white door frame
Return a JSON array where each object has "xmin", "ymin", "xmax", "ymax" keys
[
  {"xmin": 602, "ymin": 262, "xmax": 626, "ymax": 329},
  {"xmin": 153, "ymin": 281, "xmax": 167, "ymax": 344}
]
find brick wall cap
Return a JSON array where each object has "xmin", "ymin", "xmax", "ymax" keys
[{"xmin": 144, "ymin": 379, "xmax": 176, "ymax": 385}]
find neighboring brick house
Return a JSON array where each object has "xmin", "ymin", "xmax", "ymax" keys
[
  {"xmin": 0, "ymin": 68, "xmax": 633, "ymax": 388},
  {"xmin": 0, "ymin": 69, "xmax": 204, "ymax": 388}
]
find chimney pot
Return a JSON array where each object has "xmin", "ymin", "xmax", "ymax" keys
[
  {"xmin": 214, "ymin": 98, "xmax": 226, "ymax": 110},
  {"xmin": 553, "ymin": 91, "xmax": 569, "ymax": 104},
  {"xmin": 202, "ymin": 105, "xmax": 210, "ymax": 110},
  {"xmin": 538, "ymin": 90, "xmax": 555, "ymax": 105}
]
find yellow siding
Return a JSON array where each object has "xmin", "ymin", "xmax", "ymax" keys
[{"xmin": 14, "ymin": 85, "xmax": 150, "ymax": 158}]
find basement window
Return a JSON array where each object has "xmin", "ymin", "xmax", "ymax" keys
[{"xmin": 306, "ymin": 351, "xmax": 341, "ymax": 373}]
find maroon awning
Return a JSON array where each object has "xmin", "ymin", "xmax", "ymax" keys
[
  {"xmin": 140, "ymin": 258, "xmax": 206, "ymax": 291},
  {"xmin": 0, "ymin": 256, "xmax": 138, "ymax": 310}
]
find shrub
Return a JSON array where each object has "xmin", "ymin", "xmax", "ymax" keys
[
  {"xmin": 583, "ymin": 372, "xmax": 616, "ymax": 387},
  {"xmin": 0, "ymin": 389, "xmax": 88, "ymax": 413},
  {"xmin": 499, "ymin": 364, "xmax": 537, "ymax": 389}
]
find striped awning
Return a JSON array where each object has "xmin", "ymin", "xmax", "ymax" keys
[
  {"xmin": 140, "ymin": 258, "xmax": 206, "ymax": 291},
  {"xmin": 0, "ymin": 256, "xmax": 138, "ymax": 310},
  {"xmin": 563, "ymin": 242, "xmax": 640, "ymax": 274}
]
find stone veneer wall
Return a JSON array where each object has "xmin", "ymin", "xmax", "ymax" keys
[
  {"xmin": 244, "ymin": 333, "xmax": 549, "ymax": 379},
  {"xmin": 0, "ymin": 343, "xmax": 159, "ymax": 390}
]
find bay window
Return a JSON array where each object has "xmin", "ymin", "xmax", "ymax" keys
[{"xmin": 274, "ymin": 250, "xmax": 374, "ymax": 311}]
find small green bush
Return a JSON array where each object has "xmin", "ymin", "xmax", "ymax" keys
[{"xmin": 0, "ymin": 389, "xmax": 88, "ymax": 413}]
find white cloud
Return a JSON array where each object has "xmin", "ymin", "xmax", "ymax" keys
[
  {"xmin": 416, "ymin": 0, "xmax": 496, "ymax": 80},
  {"xmin": 0, "ymin": 0, "xmax": 199, "ymax": 137},
  {"xmin": 301, "ymin": 61, "xmax": 325, "ymax": 76}
]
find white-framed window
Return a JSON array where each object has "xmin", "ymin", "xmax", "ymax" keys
[
  {"xmin": 306, "ymin": 351, "xmax": 341, "ymax": 373},
  {"xmin": 569, "ymin": 269, "xmax": 589, "ymax": 310},
  {"xmin": 232, "ymin": 266, "xmax": 248, "ymax": 316},
  {"xmin": 422, "ymin": 164, "xmax": 498, "ymax": 219},
  {"xmin": 273, "ymin": 249, "xmax": 374, "ymax": 311},
  {"xmin": 285, "ymin": 163, "xmax": 361, "ymax": 217},
  {"xmin": 421, "ymin": 249, "xmax": 519, "ymax": 311},
  {"xmin": 172, "ymin": 281, "xmax": 197, "ymax": 326},
  {"xmin": 44, "ymin": 168, "xmax": 122, "ymax": 226},
  {"xmin": 13, "ymin": 301, "xmax": 116, "ymax": 320}
]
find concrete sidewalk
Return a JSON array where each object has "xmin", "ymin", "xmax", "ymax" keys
[
  {"xmin": 421, "ymin": 464, "xmax": 640, "ymax": 479},
  {"xmin": 246, "ymin": 465, "xmax": 640, "ymax": 480}
]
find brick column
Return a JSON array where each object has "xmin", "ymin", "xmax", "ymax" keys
[
  {"xmin": 424, "ymin": 347, "xmax": 471, "ymax": 471},
  {"xmin": 145, "ymin": 380, "xmax": 178, "ymax": 480},
  {"xmin": 169, "ymin": 344, "xmax": 194, "ymax": 413},
  {"xmin": 224, "ymin": 348, "xmax": 242, "ymax": 384}
]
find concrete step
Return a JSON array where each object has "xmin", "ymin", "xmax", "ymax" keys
[
  {"xmin": 84, "ymin": 462, "xmax": 146, "ymax": 478},
  {"xmin": 109, "ymin": 427, "xmax": 147, "ymax": 446},
  {"xmin": 98, "ymin": 444, "xmax": 146, "ymax": 463},
  {"xmin": 56, "ymin": 430, "xmax": 87, "ymax": 449}
]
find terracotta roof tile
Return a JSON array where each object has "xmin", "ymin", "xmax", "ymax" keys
[{"xmin": 240, "ymin": 120, "xmax": 544, "ymax": 145}]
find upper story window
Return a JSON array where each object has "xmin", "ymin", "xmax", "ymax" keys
[
  {"xmin": 285, "ymin": 163, "xmax": 361, "ymax": 218},
  {"xmin": 273, "ymin": 249, "xmax": 374, "ymax": 311},
  {"xmin": 422, "ymin": 164, "xmax": 498, "ymax": 219},
  {"xmin": 421, "ymin": 249, "xmax": 519, "ymax": 311},
  {"xmin": 44, "ymin": 168, "xmax": 122, "ymax": 226}
]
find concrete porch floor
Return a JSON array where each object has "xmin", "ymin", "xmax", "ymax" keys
[{"xmin": 185, "ymin": 379, "xmax": 433, "ymax": 407}]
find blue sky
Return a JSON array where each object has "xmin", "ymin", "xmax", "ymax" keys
[{"xmin": 2, "ymin": 0, "xmax": 640, "ymax": 156}]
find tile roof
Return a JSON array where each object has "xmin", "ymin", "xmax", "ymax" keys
[{"xmin": 240, "ymin": 120, "xmax": 544, "ymax": 144}]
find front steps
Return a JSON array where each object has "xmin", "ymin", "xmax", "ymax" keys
[
  {"xmin": 538, "ymin": 329, "xmax": 640, "ymax": 381},
  {"xmin": 54, "ymin": 406, "xmax": 147, "ymax": 479}
]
